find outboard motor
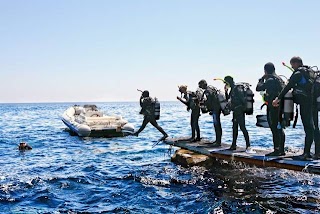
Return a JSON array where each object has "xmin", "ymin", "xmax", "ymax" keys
[
  {"xmin": 217, "ymin": 90, "xmax": 230, "ymax": 115},
  {"xmin": 154, "ymin": 98, "xmax": 160, "ymax": 120},
  {"xmin": 283, "ymin": 90, "xmax": 294, "ymax": 125}
]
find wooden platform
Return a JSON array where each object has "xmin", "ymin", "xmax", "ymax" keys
[{"xmin": 163, "ymin": 137, "xmax": 320, "ymax": 175}]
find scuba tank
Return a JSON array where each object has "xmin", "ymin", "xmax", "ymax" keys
[
  {"xmin": 237, "ymin": 83, "xmax": 254, "ymax": 115},
  {"xmin": 283, "ymin": 89, "xmax": 294, "ymax": 125},
  {"xmin": 217, "ymin": 90, "xmax": 230, "ymax": 115},
  {"xmin": 245, "ymin": 86, "xmax": 254, "ymax": 115},
  {"xmin": 154, "ymin": 98, "xmax": 160, "ymax": 120},
  {"xmin": 315, "ymin": 73, "xmax": 320, "ymax": 111}
]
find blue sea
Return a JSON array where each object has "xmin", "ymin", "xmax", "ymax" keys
[{"xmin": 0, "ymin": 102, "xmax": 319, "ymax": 213}]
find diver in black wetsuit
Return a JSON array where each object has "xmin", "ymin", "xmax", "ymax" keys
[
  {"xmin": 134, "ymin": 90, "xmax": 168, "ymax": 140},
  {"xmin": 256, "ymin": 62, "xmax": 285, "ymax": 156},
  {"xmin": 312, "ymin": 89, "xmax": 320, "ymax": 159},
  {"xmin": 273, "ymin": 56, "xmax": 315, "ymax": 160},
  {"xmin": 198, "ymin": 80, "xmax": 222, "ymax": 146},
  {"xmin": 177, "ymin": 85, "xmax": 201, "ymax": 142},
  {"xmin": 224, "ymin": 76, "xmax": 250, "ymax": 150}
]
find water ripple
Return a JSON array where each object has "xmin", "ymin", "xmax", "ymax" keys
[{"xmin": 0, "ymin": 102, "xmax": 319, "ymax": 213}]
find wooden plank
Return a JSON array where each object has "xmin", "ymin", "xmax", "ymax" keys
[{"xmin": 163, "ymin": 137, "xmax": 320, "ymax": 175}]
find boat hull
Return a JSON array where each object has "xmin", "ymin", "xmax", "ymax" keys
[{"xmin": 62, "ymin": 117, "xmax": 134, "ymax": 138}]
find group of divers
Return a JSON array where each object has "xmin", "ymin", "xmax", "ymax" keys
[{"xmin": 132, "ymin": 56, "xmax": 320, "ymax": 160}]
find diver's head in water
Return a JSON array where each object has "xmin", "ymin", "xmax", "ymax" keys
[
  {"xmin": 198, "ymin": 79, "xmax": 207, "ymax": 90},
  {"xmin": 18, "ymin": 142, "xmax": 32, "ymax": 151}
]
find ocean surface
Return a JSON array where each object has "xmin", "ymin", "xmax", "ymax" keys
[{"xmin": 0, "ymin": 102, "xmax": 319, "ymax": 214}]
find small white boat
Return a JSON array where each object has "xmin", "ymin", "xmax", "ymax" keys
[{"xmin": 62, "ymin": 104, "xmax": 135, "ymax": 137}]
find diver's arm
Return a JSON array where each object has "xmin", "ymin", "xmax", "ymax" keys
[
  {"xmin": 273, "ymin": 72, "xmax": 301, "ymax": 107},
  {"xmin": 277, "ymin": 72, "xmax": 301, "ymax": 100},
  {"xmin": 256, "ymin": 77, "xmax": 266, "ymax": 91},
  {"xmin": 225, "ymin": 89, "xmax": 230, "ymax": 100},
  {"xmin": 177, "ymin": 96, "xmax": 188, "ymax": 106}
]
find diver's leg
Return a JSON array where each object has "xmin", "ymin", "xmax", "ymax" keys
[
  {"xmin": 214, "ymin": 112, "xmax": 222, "ymax": 144},
  {"xmin": 190, "ymin": 113, "xmax": 196, "ymax": 139},
  {"xmin": 238, "ymin": 113, "xmax": 250, "ymax": 148},
  {"xmin": 195, "ymin": 113, "xmax": 201, "ymax": 140},
  {"xmin": 230, "ymin": 112, "xmax": 239, "ymax": 149},
  {"xmin": 134, "ymin": 117, "xmax": 149, "ymax": 136},
  {"xmin": 313, "ymin": 105, "xmax": 320, "ymax": 157},
  {"xmin": 300, "ymin": 103, "xmax": 314, "ymax": 158},
  {"xmin": 150, "ymin": 118, "xmax": 168, "ymax": 137},
  {"xmin": 269, "ymin": 107, "xmax": 279, "ymax": 151}
]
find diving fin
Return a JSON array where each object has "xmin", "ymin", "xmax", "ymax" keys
[{"xmin": 152, "ymin": 135, "xmax": 168, "ymax": 148}]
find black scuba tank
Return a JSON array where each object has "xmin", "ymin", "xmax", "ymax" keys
[{"xmin": 154, "ymin": 98, "xmax": 160, "ymax": 120}]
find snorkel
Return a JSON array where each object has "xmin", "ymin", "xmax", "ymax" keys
[
  {"xmin": 282, "ymin": 62, "xmax": 294, "ymax": 72},
  {"xmin": 213, "ymin": 78, "xmax": 228, "ymax": 84},
  {"xmin": 213, "ymin": 78, "xmax": 230, "ymax": 88}
]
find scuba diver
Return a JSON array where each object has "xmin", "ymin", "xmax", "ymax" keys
[
  {"xmin": 177, "ymin": 85, "xmax": 201, "ymax": 142},
  {"xmin": 256, "ymin": 62, "xmax": 286, "ymax": 156},
  {"xmin": 18, "ymin": 142, "xmax": 32, "ymax": 150},
  {"xmin": 224, "ymin": 76, "xmax": 251, "ymax": 151},
  {"xmin": 133, "ymin": 90, "xmax": 168, "ymax": 140},
  {"xmin": 273, "ymin": 56, "xmax": 315, "ymax": 160},
  {"xmin": 313, "ymin": 93, "xmax": 320, "ymax": 159},
  {"xmin": 198, "ymin": 79, "xmax": 222, "ymax": 146}
]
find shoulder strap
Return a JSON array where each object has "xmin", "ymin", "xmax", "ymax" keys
[
  {"xmin": 207, "ymin": 85, "xmax": 218, "ymax": 93},
  {"xmin": 270, "ymin": 74, "xmax": 285, "ymax": 88}
]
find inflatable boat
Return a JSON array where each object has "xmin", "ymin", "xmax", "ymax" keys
[{"xmin": 62, "ymin": 104, "xmax": 135, "ymax": 137}]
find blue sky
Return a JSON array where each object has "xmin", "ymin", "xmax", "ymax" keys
[{"xmin": 0, "ymin": 0, "xmax": 319, "ymax": 103}]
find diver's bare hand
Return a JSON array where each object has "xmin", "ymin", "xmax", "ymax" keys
[{"xmin": 272, "ymin": 97, "xmax": 280, "ymax": 107}]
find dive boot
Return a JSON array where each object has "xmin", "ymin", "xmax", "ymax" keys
[
  {"xmin": 228, "ymin": 144, "xmax": 237, "ymax": 150},
  {"xmin": 212, "ymin": 141, "xmax": 221, "ymax": 147}
]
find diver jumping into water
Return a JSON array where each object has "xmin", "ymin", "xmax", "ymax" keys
[{"xmin": 133, "ymin": 90, "xmax": 168, "ymax": 141}]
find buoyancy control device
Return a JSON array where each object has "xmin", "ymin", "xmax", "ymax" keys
[
  {"xmin": 292, "ymin": 66, "xmax": 318, "ymax": 104},
  {"xmin": 236, "ymin": 83, "xmax": 254, "ymax": 115},
  {"xmin": 313, "ymin": 67, "xmax": 320, "ymax": 111},
  {"xmin": 217, "ymin": 90, "xmax": 230, "ymax": 115}
]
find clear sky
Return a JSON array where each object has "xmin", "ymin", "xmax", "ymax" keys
[{"xmin": 0, "ymin": 0, "xmax": 319, "ymax": 103}]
